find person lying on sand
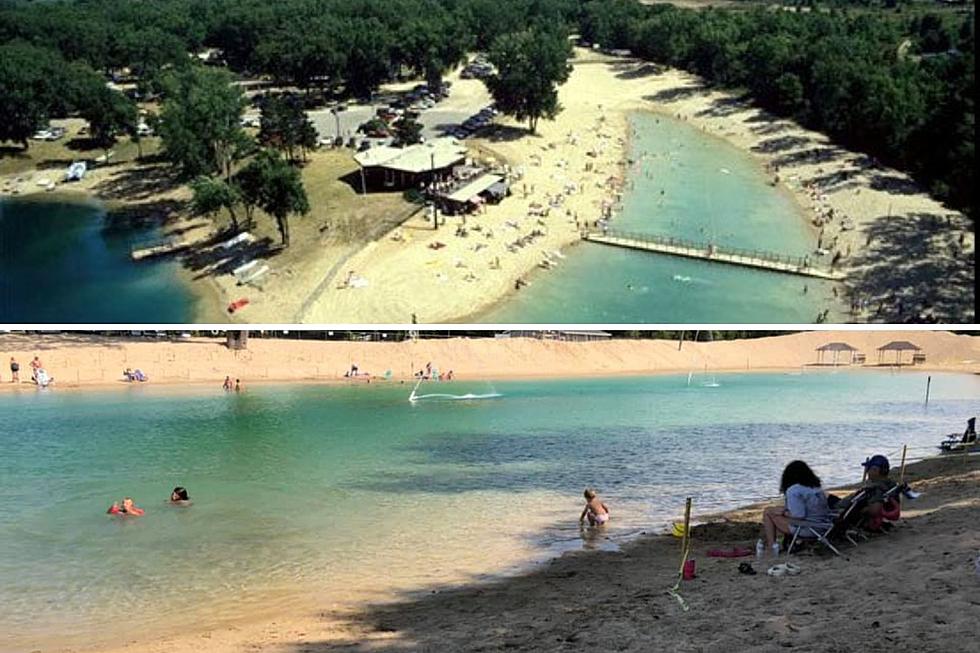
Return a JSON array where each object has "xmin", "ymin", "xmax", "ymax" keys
[
  {"xmin": 580, "ymin": 488, "xmax": 610, "ymax": 527},
  {"xmin": 761, "ymin": 460, "xmax": 831, "ymax": 555}
]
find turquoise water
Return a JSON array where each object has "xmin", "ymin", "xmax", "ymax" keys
[
  {"xmin": 481, "ymin": 113, "xmax": 843, "ymax": 323},
  {"xmin": 0, "ymin": 198, "xmax": 193, "ymax": 323},
  {"xmin": 0, "ymin": 370, "xmax": 975, "ymax": 649}
]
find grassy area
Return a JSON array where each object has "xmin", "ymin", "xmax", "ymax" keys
[{"xmin": 0, "ymin": 119, "xmax": 162, "ymax": 178}]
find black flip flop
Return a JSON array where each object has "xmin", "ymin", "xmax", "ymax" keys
[{"xmin": 738, "ymin": 562, "xmax": 757, "ymax": 575}]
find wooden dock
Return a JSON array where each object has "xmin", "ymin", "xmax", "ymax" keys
[
  {"xmin": 131, "ymin": 236, "xmax": 191, "ymax": 261},
  {"xmin": 583, "ymin": 230, "xmax": 846, "ymax": 281}
]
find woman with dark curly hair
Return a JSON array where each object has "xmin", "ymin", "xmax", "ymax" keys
[{"xmin": 760, "ymin": 460, "xmax": 831, "ymax": 555}]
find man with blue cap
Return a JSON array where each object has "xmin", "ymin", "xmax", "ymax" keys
[{"xmin": 861, "ymin": 454, "xmax": 897, "ymax": 527}]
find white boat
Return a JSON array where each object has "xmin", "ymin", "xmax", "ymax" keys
[{"xmin": 65, "ymin": 162, "xmax": 87, "ymax": 182}]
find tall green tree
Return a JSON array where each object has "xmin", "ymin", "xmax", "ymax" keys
[
  {"xmin": 258, "ymin": 96, "xmax": 318, "ymax": 163},
  {"xmin": 190, "ymin": 176, "xmax": 243, "ymax": 232},
  {"xmin": 77, "ymin": 84, "xmax": 137, "ymax": 162},
  {"xmin": 394, "ymin": 113, "xmax": 423, "ymax": 146},
  {"xmin": 238, "ymin": 149, "xmax": 309, "ymax": 247},
  {"xmin": 485, "ymin": 27, "xmax": 572, "ymax": 133},
  {"xmin": 0, "ymin": 43, "xmax": 67, "ymax": 148},
  {"xmin": 158, "ymin": 66, "xmax": 251, "ymax": 178}
]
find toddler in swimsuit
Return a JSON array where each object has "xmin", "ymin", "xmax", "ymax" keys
[{"xmin": 579, "ymin": 488, "xmax": 610, "ymax": 527}]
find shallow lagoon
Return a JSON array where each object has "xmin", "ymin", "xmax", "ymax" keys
[
  {"xmin": 481, "ymin": 112, "xmax": 843, "ymax": 323},
  {"xmin": 0, "ymin": 370, "xmax": 973, "ymax": 648}
]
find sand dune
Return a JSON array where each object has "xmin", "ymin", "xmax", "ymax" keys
[{"xmin": 0, "ymin": 330, "xmax": 977, "ymax": 389}]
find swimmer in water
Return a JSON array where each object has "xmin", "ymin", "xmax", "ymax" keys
[
  {"xmin": 121, "ymin": 497, "xmax": 145, "ymax": 516},
  {"xmin": 170, "ymin": 487, "xmax": 191, "ymax": 505},
  {"xmin": 626, "ymin": 283, "xmax": 634, "ymax": 291}
]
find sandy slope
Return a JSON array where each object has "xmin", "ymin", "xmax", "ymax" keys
[{"xmin": 1, "ymin": 330, "xmax": 977, "ymax": 389}]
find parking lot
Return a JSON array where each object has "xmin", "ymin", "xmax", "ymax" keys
[{"xmin": 303, "ymin": 74, "xmax": 494, "ymax": 145}]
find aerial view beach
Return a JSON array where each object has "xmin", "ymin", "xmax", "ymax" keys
[
  {"xmin": 1, "ymin": 0, "xmax": 974, "ymax": 323},
  {"xmin": 1, "ymin": 330, "xmax": 978, "ymax": 652}
]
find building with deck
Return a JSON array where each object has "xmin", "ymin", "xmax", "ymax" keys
[{"xmin": 353, "ymin": 138, "xmax": 467, "ymax": 191}]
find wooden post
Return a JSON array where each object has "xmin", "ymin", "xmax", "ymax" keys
[
  {"xmin": 898, "ymin": 445, "xmax": 908, "ymax": 485},
  {"xmin": 676, "ymin": 497, "xmax": 692, "ymax": 580},
  {"xmin": 924, "ymin": 376, "xmax": 931, "ymax": 408}
]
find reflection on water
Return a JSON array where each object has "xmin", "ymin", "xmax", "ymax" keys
[{"xmin": 0, "ymin": 371, "xmax": 975, "ymax": 648}]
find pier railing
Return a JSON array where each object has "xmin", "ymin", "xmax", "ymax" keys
[{"xmin": 588, "ymin": 229, "xmax": 812, "ymax": 269}]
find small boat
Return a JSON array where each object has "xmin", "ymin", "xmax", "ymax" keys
[{"xmin": 65, "ymin": 161, "xmax": 87, "ymax": 182}]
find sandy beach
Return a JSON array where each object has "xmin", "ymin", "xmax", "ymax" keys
[
  {"xmin": 3, "ymin": 51, "xmax": 972, "ymax": 323},
  {"xmin": 304, "ymin": 50, "xmax": 974, "ymax": 324},
  {"xmin": 32, "ymin": 438, "xmax": 980, "ymax": 653},
  {"xmin": 2, "ymin": 330, "xmax": 978, "ymax": 653},
  {"xmin": 1, "ymin": 330, "xmax": 977, "ymax": 390}
]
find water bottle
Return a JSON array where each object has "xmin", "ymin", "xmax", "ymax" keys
[
  {"xmin": 756, "ymin": 538, "xmax": 765, "ymax": 559},
  {"xmin": 772, "ymin": 542, "xmax": 781, "ymax": 558}
]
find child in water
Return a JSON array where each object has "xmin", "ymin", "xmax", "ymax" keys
[
  {"xmin": 107, "ymin": 497, "xmax": 145, "ymax": 516},
  {"xmin": 579, "ymin": 488, "xmax": 610, "ymax": 527}
]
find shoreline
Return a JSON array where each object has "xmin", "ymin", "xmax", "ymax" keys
[
  {"xmin": 302, "ymin": 51, "xmax": 972, "ymax": 323},
  {"xmin": 3, "ymin": 52, "xmax": 971, "ymax": 323},
  {"xmin": 0, "ymin": 363, "xmax": 965, "ymax": 395},
  {"xmin": 1, "ymin": 331, "xmax": 977, "ymax": 393},
  {"xmin": 24, "ymin": 449, "xmax": 978, "ymax": 653}
]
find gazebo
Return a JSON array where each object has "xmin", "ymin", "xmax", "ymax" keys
[
  {"xmin": 876, "ymin": 340, "xmax": 923, "ymax": 366},
  {"xmin": 815, "ymin": 342, "xmax": 860, "ymax": 365}
]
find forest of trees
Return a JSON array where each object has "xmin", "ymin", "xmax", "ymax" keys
[
  {"xmin": 0, "ymin": 0, "xmax": 974, "ymax": 216},
  {"xmin": 578, "ymin": 0, "xmax": 975, "ymax": 216}
]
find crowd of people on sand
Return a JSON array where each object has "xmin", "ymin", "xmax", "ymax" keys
[
  {"xmin": 414, "ymin": 361, "xmax": 453, "ymax": 381},
  {"xmin": 106, "ymin": 487, "xmax": 191, "ymax": 518},
  {"xmin": 4, "ymin": 355, "xmax": 53, "ymax": 386}
]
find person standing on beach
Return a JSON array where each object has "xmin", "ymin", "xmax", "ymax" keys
[
  {"xmin": 29, "ymin": 355, "xmax": 42, "ymax": 382},
  {"xmin": 223, "ymin": 376, "xmax": 233, "ymax": 391},
  {"xmin": 9, "ymin": 357, "xmax": 19, "ymax": 383}
]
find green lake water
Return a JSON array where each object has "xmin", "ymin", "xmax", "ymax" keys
[
  {"xmin": 0, "ymin": 370, "xmax": 974, "ymax": 649},
  {"xmin": 0, "ymin": 197, "xmax": 193, "ymax": 323},
  {"xmin": 480, "ymin": 112, "xmax": 844, "ymax": 323}
]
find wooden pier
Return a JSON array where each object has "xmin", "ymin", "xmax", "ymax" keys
[
  {"xmin": 583, "ymin": 230, "xmax": 846, "ymax": 281},
  {"xmin": 131, "ymin": 236, "xmax": 191, "ymax": 261}
]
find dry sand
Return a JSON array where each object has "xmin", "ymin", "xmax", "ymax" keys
[
  {"xmin": 304, "ymin": 50, "xmax": 973, "ymax": 323},
  {"xmin": 1, "ymin": 330, "xmax": 978, "ymax": 389}
]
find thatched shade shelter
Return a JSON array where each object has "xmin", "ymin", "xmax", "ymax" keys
[
  {"xmin": 816, "ymin": 342, "xmax": 859, "ymax": 365},
  {"xmin": 877, "ymin": 340, "xmax": 922, "ymax": 366}
]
